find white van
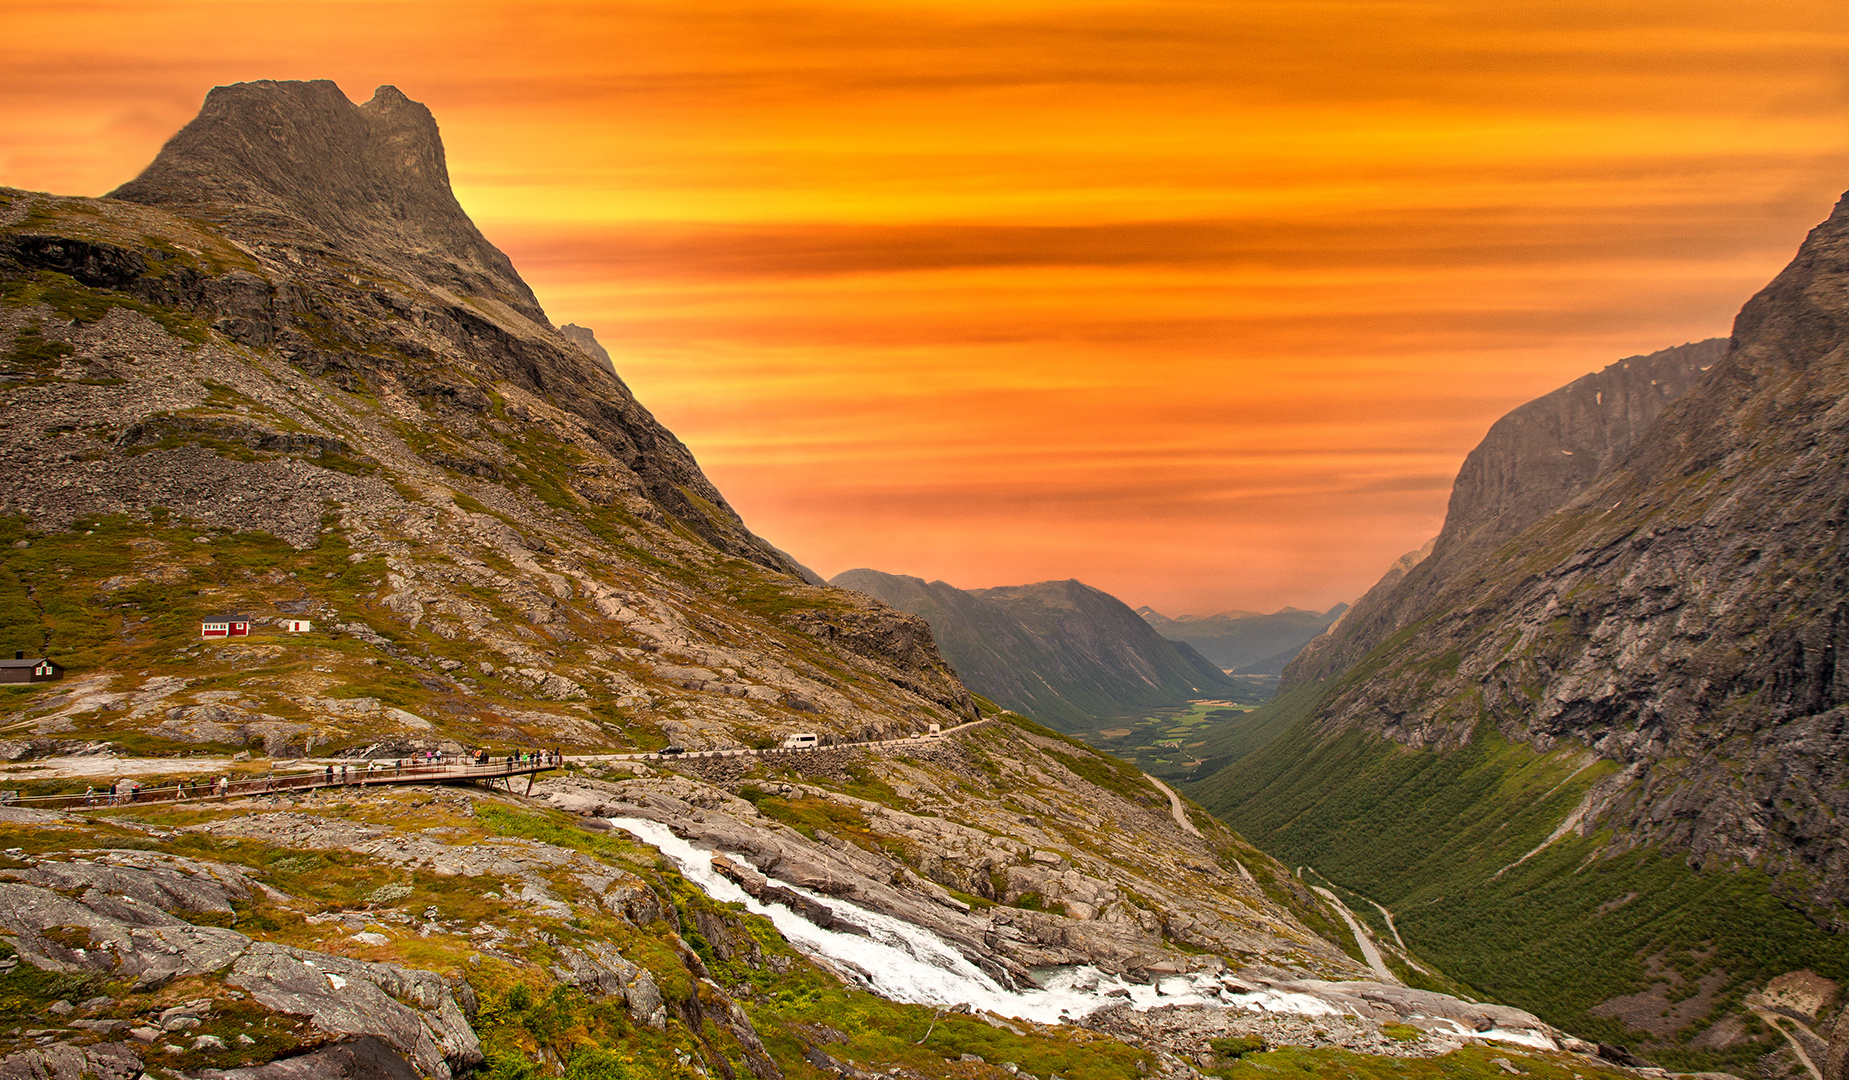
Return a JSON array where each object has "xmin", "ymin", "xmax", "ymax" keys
[
  {"xmin": 927, "ymin": 723, "xmax": 941, "ymax": 737},
  {"xmin": 781, "ymin": 732, "xmax": 819, "ymax": 750}
]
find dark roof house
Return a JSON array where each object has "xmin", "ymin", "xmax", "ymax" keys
[{"xmin": 0, "ymin": 653, "xmax": 63, "ymax": 683}]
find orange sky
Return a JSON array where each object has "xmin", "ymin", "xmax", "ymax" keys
[{"xmin": 4, "ymin": 1, "xmax": 1848, "ymax": 615}]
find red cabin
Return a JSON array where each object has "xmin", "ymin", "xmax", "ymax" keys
[{"xmin": 201, "ymin": 615, "xmax": 251, "ymax": 638}]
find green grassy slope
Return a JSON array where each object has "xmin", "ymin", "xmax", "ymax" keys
[{"xmin": 1187, "ymin": 706, "xmax": 1849, "ymax": 1073}]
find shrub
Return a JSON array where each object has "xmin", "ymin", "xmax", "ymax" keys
[
  {"xmin": 565, "ymin": 1049, "xmax": 641, "ymax": 1080},
  {"xmin": 1210, "ymin": 1035, "xmax": 1267, "ymax": 1059}
]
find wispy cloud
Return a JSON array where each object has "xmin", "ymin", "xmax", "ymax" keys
[{"xmin": 2, "ymin": 0, "xmax": 1845, "ymax": 612}]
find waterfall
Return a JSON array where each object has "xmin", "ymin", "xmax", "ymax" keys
[{"xmin": 608, "ymin": 817, "xmax": 1342, "ymax": 1025}]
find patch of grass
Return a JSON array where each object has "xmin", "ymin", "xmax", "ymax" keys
[
  {"xmin": 3, "ymin": 323, "xmax": 74, "ymax": 376},
  {"xmin": 997, "ymin": 711, "xmax": 1164, "ymax": 807},
  {"xmin": 0, "ymin": 955, "xmax": 111, "ymax": 1024},
  {"xmin": 1212, "ymin": 1044, "xmax": 1634, "ymax": 1080},
  {"xmin": 733, "ymin": 790, "xmax": 885, "ymax": 850},
  {"xmin": 473, "ymin": 802, "xmax": 659, "ymax": 868},
  {"xmin": 7, "ymin": 269, "xmax": 208, "ymax": 343}
]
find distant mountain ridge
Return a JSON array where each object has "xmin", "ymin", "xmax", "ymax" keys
[
  {"xmin": 1137, "ymin": 603, "xmax": 1346, "ymax": 673},
  {"xmin": 831, "ymin": 571, "xmax": 1238, "ymax": 728}
]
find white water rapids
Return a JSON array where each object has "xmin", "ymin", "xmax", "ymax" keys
[{"xmin": 609, "ymin": 817, "xmax": 1342, "ymax": 1025}]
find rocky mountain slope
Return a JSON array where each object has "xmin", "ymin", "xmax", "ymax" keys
[
  {"xmin": 1136, "ymin": 605, "xmax": 1347, "ymax": 675},
  {"xmin": 831, "ymin": 572, "xmax": 1237, "ymax": 730},
  {"xmin": 0, "ymin": 78, "xmax": 1577, "ymax": 1080},
  {"xmin": 1, "ymin": 78, "xmax": 983, "ymax": 761},
  {"xmin": 1191, "ymin": 205, "xmax": 1849, "ymax": 1072}
]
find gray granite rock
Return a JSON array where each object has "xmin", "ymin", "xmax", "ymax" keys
[{"xmin": 0, "ymin": 857, "xmax": 480, "ymax": 1078}]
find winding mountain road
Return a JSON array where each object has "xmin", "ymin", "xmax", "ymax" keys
[
  {"xmin": 1310, "ymin": 885, "xmax": 1400, "ymax": 984},
  {"xmin": 1143, "ymin": 774, "xmax": 1202, "ymax": 838},
  {"xmin": 1750, "ymin": 1007, "xmax": 1825, "ymax": 1080},
  {"xmin": 1370, "ymin": 899, "xmax": 1408, "ymax": 950}
]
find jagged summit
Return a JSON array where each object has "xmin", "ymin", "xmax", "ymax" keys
[{"xmin": 110, "ymin": 80, "xmax": 543, "ymax": 323}]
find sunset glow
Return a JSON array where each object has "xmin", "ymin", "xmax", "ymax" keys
[{"xmin": 4, "ymin": 0, "xmax": 1847, "ymax": 613}]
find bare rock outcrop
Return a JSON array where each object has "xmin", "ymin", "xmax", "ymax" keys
[
  {"xmin": 192, "ymin": 1035, "xmax": 421, "ymax": 1080},
  {"xmin": 0, "ymin": 852, "xmax": 480, "ymax": 1078},
  {"xmin": 0, "ymin": 1041, "xmax": 144, "ymax": 1080},
  {"xmin": 536, "ymin": 769, "xmax": 1347, "ymax": 985}
]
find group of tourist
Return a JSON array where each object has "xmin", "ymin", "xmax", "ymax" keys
[
  {"xmin": 469, "ymin": 748, "xmax": 561, "ymax": 768},
  {"xmin": 69, "ymin": 748, "xmax": 564, "ymax": 807},
  {"xmin": 82, "ymin": 775, "xmax": 239, "ymax": 805},
  {"xmin": 83, "ymin": 779, "xmax": 141, "ymax": 805}
]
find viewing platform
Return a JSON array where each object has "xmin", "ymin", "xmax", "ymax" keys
[{"xmin": 9, "ymin": 755, "xmax": 561, "ymax": 812}]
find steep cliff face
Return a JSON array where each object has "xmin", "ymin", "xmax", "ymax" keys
[
  {"xmin": 832, "ymin": 570, "xmax": 1236, "ymax": 728},
  {"xmin": 1192, "ymin": 192, "xmax": 1849, "ymax": 1068},
  {"xmin": 1289, "ymin": 338, "xmax": 1725, "ymax": 686},
  {"xmin": 95, "ymin": 80, "xmax": 771, "ymax": 569},
  {"xmin": 111, "ymin": 80, "xmax": 542, "ymax": 324},
  {"xmin": 1277, "ymin": 197, "xmax": 1849, "ymax": 901}
]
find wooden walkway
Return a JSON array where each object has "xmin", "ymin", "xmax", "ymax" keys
[{"xmin": 11, "ymin": 758, "xmax": 560, "ymax": 812}]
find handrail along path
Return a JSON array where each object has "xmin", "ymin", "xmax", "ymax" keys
[{"xmin": 22, "ymin": 757, "xmax": 561, "ymax": 812}]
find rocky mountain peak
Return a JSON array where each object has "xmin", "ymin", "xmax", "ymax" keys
[
  {"xmin": 560, "ymin": 323, "xmax": 616, "ymax": 371},
  {"xmin": 1287, "ymin": 338, "xmax": 1725, "ymax": 687},
  {"xmin": 109, "ymin": 79, "xmax": 544, "ymax": 323},
  {"xmin": 1439, "ymin": 337, "xmax": 1728, "ymax": 553}
]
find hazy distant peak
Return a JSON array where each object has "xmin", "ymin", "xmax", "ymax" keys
[
  {"xmin": 834, "ymin": 570, "xmax": 1238, "ymax": 726},
  {"xmin": 831, "ymin": 568, "xmax": 930, "ymax": 590}
]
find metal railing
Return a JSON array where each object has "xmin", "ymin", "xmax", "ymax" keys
[
  {"xmin": 10, "ymin": 756, "xmax": 562, "ymax": 811},
  {"xmin": 2, "ymin": 719, "xmax": 988, "ymax": 809}
]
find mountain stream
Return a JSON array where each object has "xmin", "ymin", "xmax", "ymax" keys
[{"xmin": 609, "ymin": 817, "xmax": 1343, "ymax": 1025}]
